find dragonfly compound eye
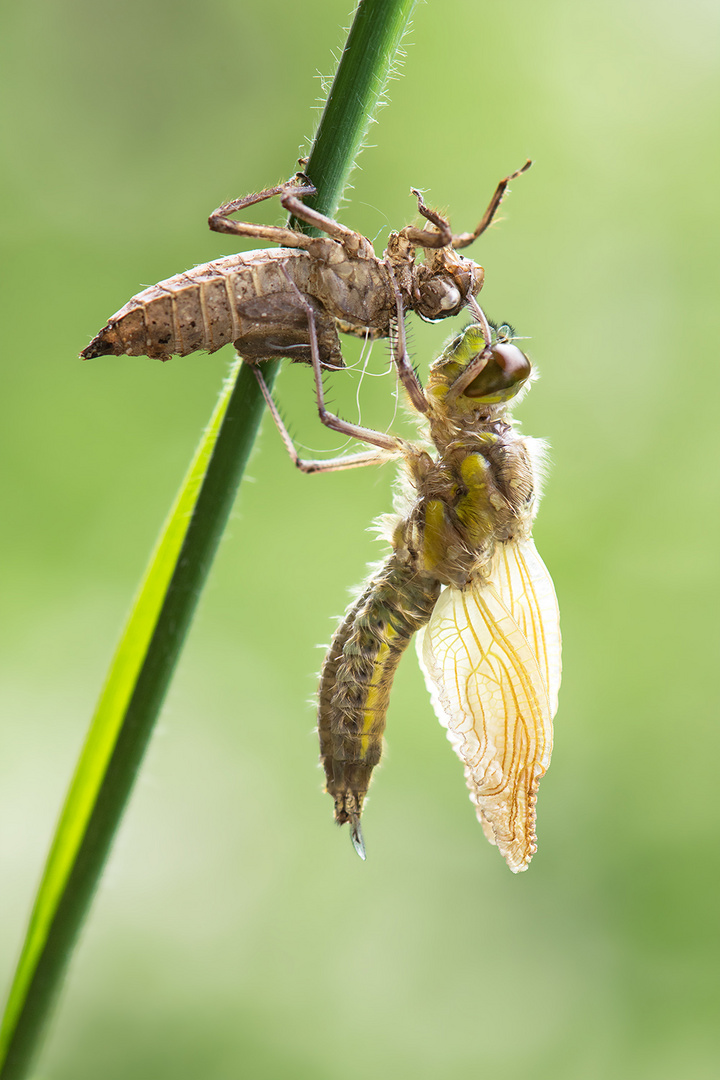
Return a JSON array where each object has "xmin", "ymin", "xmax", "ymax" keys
[{"xmin": 463, "ymin": 342, "xmax": 531, "ymax": 402}]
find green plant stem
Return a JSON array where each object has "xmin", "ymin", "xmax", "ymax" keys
[
  {"xmin": 297, "ymin": 0, "xmax": 417, "ymax": 222},
  {"xmin": 0, "ymin": 1, "xmax": 416, "ymax": 1077}
]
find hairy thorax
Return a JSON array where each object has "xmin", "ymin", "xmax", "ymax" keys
[{"xmin": 396, "ymin": 421, "xmax": 537, "ymax": 590}]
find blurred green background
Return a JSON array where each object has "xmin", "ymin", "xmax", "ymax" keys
[{"xmin": 2, "ymin": 1, "xmax": 720, "ymax": 1077}]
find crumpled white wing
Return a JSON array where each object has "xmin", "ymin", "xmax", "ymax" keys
[{"xmin": 417, "ymin": 537, "xmax": 561, "ymax": 872}]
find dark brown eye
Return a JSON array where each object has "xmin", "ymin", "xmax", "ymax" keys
[{"xmin": 464, "ymin": 343, "xmax": 531, "ymax": 400}]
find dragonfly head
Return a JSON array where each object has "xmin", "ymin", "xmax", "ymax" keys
[
  {"xmin": 413, "ymin": 250, "xmax": 484, "ymax": 322},
  {"xmin": 427, "ymin": 322, "xmax": 532, "ymax": 410}
]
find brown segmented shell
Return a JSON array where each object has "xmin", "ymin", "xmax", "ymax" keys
[
  {"xmin": 81, "ymin": 167, "xmax": 535, "ymax": 365},
  {"xmin": 83, "ymin": 249, "xmax": 351, "ymax": 367}
]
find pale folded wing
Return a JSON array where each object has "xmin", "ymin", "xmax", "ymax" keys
[{"xmin": 417, "ymin": 537, "xmax": 561, "ymax": 872}]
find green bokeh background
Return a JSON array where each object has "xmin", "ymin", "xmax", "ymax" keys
[{"xmin": 2, "ymin": 1, "xmax": 720, "ymax": 1077}]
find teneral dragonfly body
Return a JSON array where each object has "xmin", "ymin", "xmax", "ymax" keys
[{"xmin": 279, "ymin": 315, "xmax": 561, "ymax": 871}]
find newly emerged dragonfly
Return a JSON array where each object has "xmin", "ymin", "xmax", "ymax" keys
[
  {"xmin": 255, "ymin": 285, "xmax": 561, "ymax": 873},
  {"xmin": 81, "ymin": 164, "xmax": 530, "ymax": 382}
]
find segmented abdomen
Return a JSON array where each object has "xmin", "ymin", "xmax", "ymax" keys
[
  {"xmin": 318, "ymin": 553, "xmax": 441, "ymax": 831},
  {"xmin": 81, "ymin": 248, "xmax": 343, "ymax": 366}
]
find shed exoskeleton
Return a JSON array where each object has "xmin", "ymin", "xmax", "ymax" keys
[
  {"xmin": 81, "ymin": 164, "xmax": 530, "ymax": 366},
  {"xmin": 253, "ymin": 278, "xmax": 561, "ymax": 873}
]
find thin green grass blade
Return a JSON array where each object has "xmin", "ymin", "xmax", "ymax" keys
[
  {"xmin": 0, "ymin": 360, "xmax": 245, "ymax": 1073},
  {"xmin": 0, "ymin": 1, "xmax": 417, "ymax": 1077}
]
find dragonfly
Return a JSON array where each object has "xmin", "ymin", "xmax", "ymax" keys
[
  {"xmin": 81, "ymin": 163, "xmax": 530, "ymax": 397},
  {"xmin": 254, "ymin": 278, "xmax": 561, "ymax": 873}
]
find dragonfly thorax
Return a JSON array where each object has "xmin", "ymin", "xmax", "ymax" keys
[{"xmin": 399, "ymin": 430, "xmax": 535, "ymax": 590}]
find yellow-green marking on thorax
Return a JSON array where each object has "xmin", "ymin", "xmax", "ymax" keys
[{"xmin": 454, "ymin": 453, "xmax": 495, "ymax": 547}]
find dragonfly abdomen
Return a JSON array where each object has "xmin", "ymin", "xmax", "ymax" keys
[
  {"xmin": 318, "ymin": 553, "xmax": 440, "ymax": 845},
  {"xmin": 82, "ymin": 249, "xmax": 345, "ymax": 366}
]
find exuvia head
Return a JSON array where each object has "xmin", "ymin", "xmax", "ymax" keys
[{"xmin": 412, "ymin": 250, "xmax": 485, "ymax": 322}]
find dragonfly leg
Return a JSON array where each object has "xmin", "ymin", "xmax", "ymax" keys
[
  {"xmin": 465, "ymin": 295, "xmax": 493, "ymax": 344},
  {"xmin": 452, "ymin": 160, "xmax": 532, "ymax": 249},
  {"xmin": 251, "ymin": 365, "xmax": 395, "ymax": 474},
  {"xmin": 278, "ymin": 267, "xmax": 403, "ymax": 455},
  {"xmin": 396, "ymin": 161, "xmax": 532, "ymax": 251},
  {"xmin": 397, "ymin": 190, "xmax": 453, "ymax": 249},
  {"xmin": 208, "ymin": 174, "xmax": 320, "ymax": 249},
  {"xmin": 385, "ymin": 261, "xmax": 429, "ymax": 415},
  {"xmin": 279, "ymin": 189, "xmax": 376, "ymax": 259}
]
